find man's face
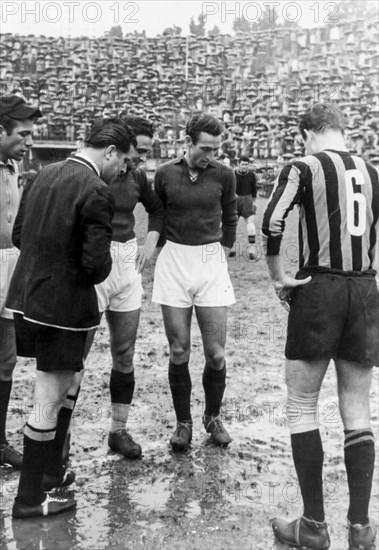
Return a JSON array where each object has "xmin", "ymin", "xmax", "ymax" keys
[
  {"xmin": 186, "ymin": 131, "xmax": 221, "ymax": 169},
  {"xmin": 101, "ymin": 145, "xmax": 137, "ymax": 183},
  {"xmin": 239, "ymin": 161, "xmax": 249, "ymax": 173},
  {"xmin": 0, "ymin": 119, "xmax": 34, "ymax": 162},
  {"xmin": 125, "ymin": 134, "xmax": 152, "ymax": 171}
]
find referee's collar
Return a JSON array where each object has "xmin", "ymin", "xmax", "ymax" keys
[{"xmin": 69, "ymin": 153, "xmax": 100, "ymax": 176}]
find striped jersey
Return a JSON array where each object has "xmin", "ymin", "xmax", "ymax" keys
[{"xmin": 262, "ymin": 149, "xmax": 379, "ymax": 273}]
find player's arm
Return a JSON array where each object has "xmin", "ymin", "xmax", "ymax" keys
[
  {"xmin": 221, "ymin": 168, "xmax": 238, "ymax": 248},
  {"xmin": 261, "ymin": 163, "xmax": 310, "ymax": 310},
  {"xmin": 136, "ymin": 170, "xmax": 165, "ymax": 272},
  {"xmin": 152, "ymin": 167, "xmax": 167, "ymax": 249},
  {"xmin": 80, "ymin": 186, "xmax": 114, "ymax": 284}
]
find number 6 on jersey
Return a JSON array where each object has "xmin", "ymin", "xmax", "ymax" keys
[{"xmin": 345, "ymin": 169, "xmax": 367, "ymax": 237}]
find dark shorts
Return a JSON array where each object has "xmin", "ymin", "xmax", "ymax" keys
[
  {"xmin": 237, "ymin": 195, "xmax": 256, "ymax": 218},
  {"xmin": 286, "ymin": 273, "xmax": 379, "ymax": 367},
  {"xmin": 14, "ymin": 314, "xmax": 86, "ymax": 372}
]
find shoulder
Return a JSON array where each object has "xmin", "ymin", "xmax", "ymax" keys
[{"xmin": 156, "ymin": 157, "xmax": 182, "ymax": 173}]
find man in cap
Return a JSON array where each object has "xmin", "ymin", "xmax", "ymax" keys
[{"xmin": 0, "ymin": 95, "xmax": 41, "ymax": 470}]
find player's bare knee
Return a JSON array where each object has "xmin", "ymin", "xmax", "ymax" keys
[
  {"xmin": 205, "ymin": 350, "xmax": 225, "ymax": 370},
  {"xmin": 113, "ymin": 340, "xmax": 135, "ymax": 361},
  {"xmin": 170, "ymin": 343, "xmax": 190, "ymax": 363}
]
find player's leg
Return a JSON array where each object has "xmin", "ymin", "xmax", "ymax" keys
[
  {"xmin": 335, "ymin": 275, "xmax": 378, "ymax": 548},
  {"xmin": 245, "ymin": 214, "xmax": 256, "ymax": 243},
  {"xmin": 272, "ymin": 359, "xmax": 331, "ymax": 548},
  {"xmin": 0, "ymin": 317, "xmax": 22, "ymax": 469},
  {"xmin": 44, "ymin": 327, "xmax": 96, "ymax": 480},
  {"xmin": 13, "ymin": 369, "xmax": 77, "ymax": 518},
  {"xmin": 245, "ymin": 214, "xmax": 257, "ymax": 260},
  {"xmin": 162, "ymin": 305, "xmax": 193, "ymax": 451},
  {"xmin": 106, "ymin": 308, "xmax": 142, "ymax": 458},
  {"xmin": 195, "ymin": 305, "xmax": 231, "ymax": 447},
  {"xmin": 336, "ymin": 359, "xmax": 377, "ymax": 547}
]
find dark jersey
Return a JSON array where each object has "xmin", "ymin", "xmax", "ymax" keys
[
  {"xmin": 235, "ymin": 171, "xmax": 257, "ymax": 198},
  {"xmin": 154, "ymin": 156, "xmax": 237, "ymax": 248},
  {"xmin": 110, "ymin": 168, "xmax": 164, "ymax": 243},
  {"xmin": 262, "ymin": 150, "xmax": 379, "ymax": 273}
]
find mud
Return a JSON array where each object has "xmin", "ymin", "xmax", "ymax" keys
[{"xmin": 1, "ymin": 198, "xmax": 378, "ymax": 550}]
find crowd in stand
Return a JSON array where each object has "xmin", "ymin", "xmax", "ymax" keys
[{"xmin": 1, "ymin": 17, "xmax": 378, "ymax": 166}]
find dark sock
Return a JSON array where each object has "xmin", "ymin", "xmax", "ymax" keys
[
  {"xmin": 110, "ymin": 369, "xmax": 135, "ymax": 405},
  {"xmin": 291, "ymin": 429, "xmax": 325, "ymax": 523},
  {"xmin": 344, "ymin": 428, "xmax": 375, "ymax": 525},
  {"xmin": 203, "ymin": 363, "xmax": 226, "ymax": 417},
  {"xmin": 16, "ymin": 424, "xmax": 55, "ymax": 506},
  {"xmin": 45, "ymin": 387, "xmax": 80, "ymax": 478},
  {"xmin": 168, "ymin": 361, "xmax": 192, "ymax": 423},
  {"xmin": 0, "ymin": 380, "xmax": 12, "ymax": 444}
]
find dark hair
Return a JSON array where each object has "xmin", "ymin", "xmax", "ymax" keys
[
  {"xmin": 85, "ymin": 118, "xmax": 137, "ymax": 153},
  {"xmin": 120, "ymin": 115, "xmax": 154, "ymax": 138},
  {"xmin": 299, "ymin": 103, "xmax": 345, "ymax": 140},
  {"xmin": 239, "ymin": 155, "xmax": 250, "ymax": 163},
  {"xmin": 186, "ymin": 113, "xmax": 223, "ymax": 145}
]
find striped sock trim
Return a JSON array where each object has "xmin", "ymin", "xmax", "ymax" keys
[
  {"xmin": 62, "ymin": 394, "xmax": 76, "ymax": 410},
  {"xmin": 344, "ymin": 429, "xmax": 375, "ymax": 449},
  {"xmin": 25, "ymin": 422, "xmax": 56, "ymax": 442}
]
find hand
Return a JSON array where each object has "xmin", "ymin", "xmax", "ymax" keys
[
  {"xmin": 135, "ymin": 242, "xmax": 157, "ymax": 273},
  {"xmin": 135, "ymin": 231, "xmax": 160, "ymax": 274},
  {"xmin": 273, "ymin": 275, "xmax": 312, "ymax": 312}
]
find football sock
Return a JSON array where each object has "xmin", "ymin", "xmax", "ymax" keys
[
  {"xmin": 16, "ymin": 424, "xmax": 55, "ymax": 505},
  {"xmin": 291, "ymin": 429, "xmax": 325, "ymax": 523},
  {"xmin": 168, "ymin": 361, "xmax": 192, "ymax": 423},
  {"xmin": 344, "ymin": 428, "xmax": 375, "ymax": 525},
  {"xmin": 0, "ymin": 380, "xmax": 12, "ymax": 444},
  {"xmin": 110, "ymin": 369, "xmax": 135, "ymax": 433},
  {"xmin": 45, "ymin": 387, "xmax": 80, "ymax": 478},
  {"xmin": 203, "ymin": 363, "xmax": 226, "ymax": 418}
]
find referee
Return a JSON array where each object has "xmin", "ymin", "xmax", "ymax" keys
[
  {"xmin": 152, "ymin": 113, "xmax": 237, "ymax": 452},
  {"xmin": 262, "ymin": 103, "xmax": 378, "ymax": 550}
]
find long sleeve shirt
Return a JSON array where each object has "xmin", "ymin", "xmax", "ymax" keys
[
  {"xmin": 261, "ymin": 151, "xmax": 379, "ymax": 274},
  {"xmin": 110, "ymin": 168, "xmax": 164, "ymax": 243},
  {"xmin": 154, "ymin": 156, "xmax": 237, "ymax": 248},
  {"xmin": 235, "ymin": 171, "xmax": 257, "ymax": 198}
]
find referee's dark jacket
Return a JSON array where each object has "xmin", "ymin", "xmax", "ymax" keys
[{"xmin": 6, "ymin": 156, "xmax": 114, "ymax": 330}]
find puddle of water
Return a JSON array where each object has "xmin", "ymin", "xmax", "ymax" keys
[
  {"xmin": 133, "ymin": 476, "xmax": 173, "ymax": 512},
  {"xmin": 185, "ymin": 499, "xmax": 202, "ymax": 519}
]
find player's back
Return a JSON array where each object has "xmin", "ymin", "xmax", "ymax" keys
[{"xmin": 296, "ymin": 150, "xmax": 378, "ymax": 273}]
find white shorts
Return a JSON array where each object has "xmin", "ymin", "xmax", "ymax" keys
[
  {"xmin": 152, "ymin": 241, "xmax": 235, "ymax": 307},
  {"xmin": 0, "ymin": 247, "xmax": 19, "ymax": 320},
  {"xmin": 96, "ymin": 239, "xmax": 143, "ymax": 313}
]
